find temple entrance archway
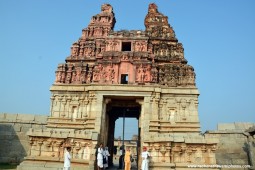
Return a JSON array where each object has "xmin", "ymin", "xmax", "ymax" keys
[
  {"xmin": 103, "ymin": 97, "xmax": 142, "ymax": 169},
  {"xmin": 19, "ymin": 2, "xmax": 220, "ymax": 170}
]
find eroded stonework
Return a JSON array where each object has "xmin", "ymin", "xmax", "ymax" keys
[
  {"xmin": 54, "ymin": 3, "xmax": 195, "ymax": 87},
  {"xmin": 18, "ymin": 3, "xmax": 218, "ymax": 170}
]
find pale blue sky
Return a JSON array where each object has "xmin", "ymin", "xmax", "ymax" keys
[{"xmin": 0, "ymin": 0, "xmax": 254, "ymax": 139}]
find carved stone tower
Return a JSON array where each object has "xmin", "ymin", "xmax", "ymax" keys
[{"xmin": 18, "ymin": 3, "xmax": 218, "ymax": 170}]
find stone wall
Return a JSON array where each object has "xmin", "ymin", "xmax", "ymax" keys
[
  {"xmin": 0, "ymin": 113, "xmax": 47, "ymax": 164},
  {"xmin": 205, "ymin": 122, "xmax": 255, "ymax": 170},
  {"xmin": 1, "ymin": 112, "xmax": 254, "ymax": 169}
]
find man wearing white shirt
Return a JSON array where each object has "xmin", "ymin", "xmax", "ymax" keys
[
  {"xmin": 63, "ymin": 147, "xmax": 71, "ymax": 170},
  {"xmin": 97, "ymin": 143, "xmax": 104, "ymax": 170},
  {"xmin": 141, "ymin": 146, "xmax": 150, "ymax": 170}
]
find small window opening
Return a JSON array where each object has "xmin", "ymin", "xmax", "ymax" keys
[
  {"xmin": 121, "ymin": 74, "xmax": 128, "ymax": 84},
  {"xmin": 122, "ymin": 42, "xmax": 131, "ymax": 51}
]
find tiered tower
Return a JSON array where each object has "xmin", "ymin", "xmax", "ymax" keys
[
  {"xmin": 54, "ymin": 3, "xmax": 195, "ymax": 87},
  {"xmin": 18, "ymin": 4, "xmax": 218, "ymax": 170}
]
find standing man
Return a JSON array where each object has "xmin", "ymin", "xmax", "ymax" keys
[
  {"xmin": 97, "ymin": 143, "xmax": 104, "ymax": 170},
  {"xmin": 103, "ymin": 146, "xmax": 110, "ymax": 169},
  {"xmin": 63, "ymin": 147, "xmax": 71, "ymax": 170},
  {"xmin": 141, "ymin": 146, "xmax": 150, "ymax": 170}
]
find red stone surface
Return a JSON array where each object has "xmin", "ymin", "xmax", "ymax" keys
[{"xmin": 54, "ymin": 3, "xmax": 196, "ymax": 87}]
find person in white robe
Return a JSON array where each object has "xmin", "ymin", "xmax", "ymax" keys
[
  {"xmin": 141, "ymin": 146, "xmax": 150, "ymax": 170},
  {"xmin": 97, "ymin": 143, "xmax": 104, "ymax": 170},
  {"xmin": 103, "ymin": 146, "xmax": 110, "ymax": 169},
  {"xmin": 63, "ymin": 147, "xmax": 71, "ymax": 170}
]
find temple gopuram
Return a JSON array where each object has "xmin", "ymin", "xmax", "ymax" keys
[{"xmin": 18, "ymin": 3, "xmax": 219, "ymax": 170}]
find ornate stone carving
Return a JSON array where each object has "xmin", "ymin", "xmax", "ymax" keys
[
  {"xmin": 52, "ymin": 3, "xmax": 196, "ymax": 88},
  {"xmin": 23, "ymin": 3, "xmax": 218, "ymax": 170}
]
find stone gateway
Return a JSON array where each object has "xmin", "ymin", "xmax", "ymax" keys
[{"xmin": 18, "ymin": 3, "xmax": 219, "ymax": 170}]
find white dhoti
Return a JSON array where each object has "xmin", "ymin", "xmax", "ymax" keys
[
  {"xmin": 97, "ymin": 158, "xmax": 103, "ymax": 168},
  {"xmin": 141, "ymin": 150, "xmax": 150, "ymax": 170},
  {"xmin": 142, "ymin": 159, "xmax": 149, "ymax": 170},
  {"xmin": 97, "ymin": 147, "xmax": 104, "ymax": 168}
]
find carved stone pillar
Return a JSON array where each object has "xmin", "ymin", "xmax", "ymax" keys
[
  {"xmin": 50, "ymin": 95, "xmax": 55, "ymax": 117},
  {"xmin": 61, "ymin": 98, "xmax": 67, "ymax": 118},
  {"xmin": 180, "ymin": 99, "xmax": 187, "ymax": 120},
  {"xmin": 70, "ymin": 141, "xmax": 75, "ymax": 158},
  {"xmin": 160, "ymin": 144, "xmax": 167, "ymax": 162},
  {"xmin": 170, "ymin": 151, "xmax": 173, "ymax": 163},
  {"xmin": 80, "ymin": 142, "xmax": 86, "ymax": 159},
  {"xmin": 172, "ymin": 146, "xmax": 181, "ymax": 163},
  {"xmin": 154, "ymin": 143, "xmax": 160, "ymax": 162},
  {"xmin": 209, "ymin": 145, "xmax": 216, "ymax": 164},
  {"xmin": 151, "ymin": 93, "xmax": 159, "ymax": 120},
  {"xmin": 74, "ymin": 142, "xmax": 81, "ymax": 159},
  {"xmin": 28, "ymin": 138, "xmax": 33, "ymax": 156},
  {"xmin": 83, "ymin": 98, "xmax": 89, "ymax": 118},
  {"xmin": 186, "ymin": 147, "xmax": 192, "ymax": 163},
  {"xmin": 56, "ymin": 141, "xmax": 62, "ymax": 158},
  {"xmin": 166, "ymin": 143, "xmax": 171, "ymax": 163},
  {"xmin": 58, "ymin": 96, "xmax": 63, "ymax": 118},
  {"xmin": 176, "ymin": 100, "xmax": 181, "ymax": 121},
  {"xmin": 38, "ymin": 140, "xmax": 43, "ymax": 156},
  {"xmin": 66, "ymin": 96, "xmax": 71, "ymax": 118},
  {"xmin": 79, "ymin": 97, "xmax": 84, "ymax": 118},
  {"xmin": 180, "ymin": 144, "xmax": 186, "ymax": 163},
  {"xmin": 158, "ymin": 102, "xmax": 163, "ymax": 120},
  {"xmin": 162, "ymin": 99, "xmax": 167, "ymax": 120},
  {"xmin": 77, "ymin": 97, "xmax": 83, "ymax": 119}
]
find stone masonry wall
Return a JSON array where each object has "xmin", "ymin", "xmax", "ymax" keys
[
  {"xmin": 0, "ymin": 113, "xmax": 47, "ymax": 164},
  {"xmin": 0, "ymin": 112, "xmax": 254, "ymax": 169},
  {"xmin": 205, "ymin": 122, "xmax": 255, "ymax": 169}
]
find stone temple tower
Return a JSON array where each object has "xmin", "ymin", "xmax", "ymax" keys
[{"xmin": 18, "ymin": 3, "xmax": 218, "ymax": 170}]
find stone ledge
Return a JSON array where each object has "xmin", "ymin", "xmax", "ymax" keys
[
  {"xmin": 27, "ymin": 128, "xmax": 98, "ymax": 140},
  {"xmin": 50, "ymin": 84, "xmax": 199, "ymax": 95},
  {"xmin": 217, "ymin": 122, "xmax": 255, "ymax": 131},
  {"xmin": 0, "ymin": 113, "xmax": 47, "ymax": 124},
  {"xmin": 18, "ymin": 158, "xmax": 91, "ymax": 170}
]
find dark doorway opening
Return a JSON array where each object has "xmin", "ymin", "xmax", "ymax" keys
[
  {"xmin": 122, "ymin": 42, "xmax": 131, "ymax": 51},
  {"xmin": 105, "ymin": 98, "xmax": 141, "ymax": 170},
  {"xmin": 121, "ymin": 74, "xmax": 128, "ymax": 84}
]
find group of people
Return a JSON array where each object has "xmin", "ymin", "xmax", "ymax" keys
[
  {"xmin": 63, "ymin": 144, "xmax": 151, "ymax": 170},
  {"xmin": 114, "ymin": 145, "xmax": 151, "ymax": 170},
  {"xmin": 118, "ymin": 147, "xmax": 132, "ymax": 170},
  {"xmin": 97, "ymin": 143, "xmax": 110, "ymax": 170}
]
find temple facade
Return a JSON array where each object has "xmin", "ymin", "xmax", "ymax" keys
[{"xmin": 18, "ymin": 3, "xmax": 219, "ymax": 170}]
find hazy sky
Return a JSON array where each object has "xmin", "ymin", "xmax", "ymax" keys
[{"xmin": 0, "ymin": 0, "xmax": 254, "ymax": 139}]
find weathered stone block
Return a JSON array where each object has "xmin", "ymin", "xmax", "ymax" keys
[
  {"xmin": 231, "ymin": 158, "xmax": 249, "ymax": 165},
  {"xmin": 17, "ymin": 132, "xmax": 29, "ymax": 141},
  {"xmin": 14, "ymin": 124, "xmax": 22, "ymax": 132},
  {"xmin": 34, "ymin": 115, "xmax": 48, "ymax": 124},
  {"xmin": 4, "ymin": 113, "xmax": 18, "ymax": 122},
  {"xmin": 91, "ymin": 132, "xmax": 98, "ymax": 141},
  {"xmin": 21, "ymin": 124, "xmax": 32, "ymax": 132},
  {"xmin": 216, "ymin": 157, "xmax": 232, "ymax": 165},
  {"xmin": 173, "ymin": 136, "xmax": 184, "ymax": 142},
  {"xmin": 0, "ymin": 113, "xmax": 6, "ymax": 121},
  {"xmin": 218, "ymin": 123, "xmax": 236, "ymax": 130},
  {"xmin": 17, "ymin": 114, "xmax": 35, "ymax": 122},
  {"xmin": 234, "ymin": 122, "xmax": 255, "ymax": 130},
  {"xmin": 31, "ymin": 124, "xmax": 45, "ymax": 130}
]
